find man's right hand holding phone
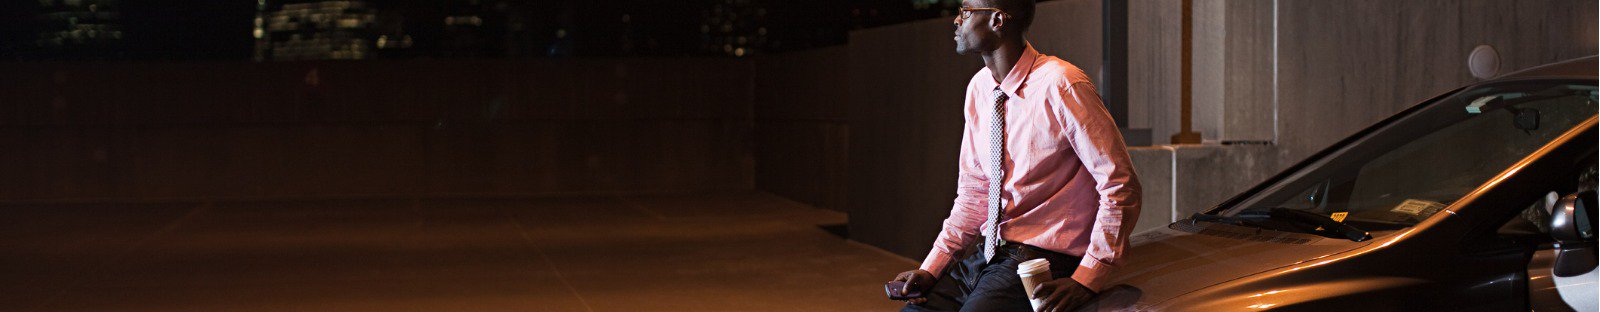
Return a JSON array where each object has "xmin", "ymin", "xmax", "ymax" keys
[{"xmin": 888, "ymin": 269, "xmax": 936, "ymax": 304}]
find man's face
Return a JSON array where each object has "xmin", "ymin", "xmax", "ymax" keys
[{"xmin": 953, "ymin": 0, "xmax": 1001, "ymax": 55}]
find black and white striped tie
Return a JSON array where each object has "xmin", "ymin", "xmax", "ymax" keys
[{"xmin": 982, "ymin": 87, "xmax": 1008, "ymax": 261}]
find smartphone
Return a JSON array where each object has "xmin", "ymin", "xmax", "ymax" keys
[{"xmin": 884, "ymin": 281, "xmax": 925, "ymax": 300}]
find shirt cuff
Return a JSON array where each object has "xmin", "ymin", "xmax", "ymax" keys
[
  {"xmin": 919, "ymin": 250, "xmax": 956, "ymax": 277},
  {"xmin": 1070, "ymin": 255, "xmax": 1116, "ymax": 292}
]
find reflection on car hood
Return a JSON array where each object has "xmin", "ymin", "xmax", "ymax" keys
[{"xmin": 1093, "ymin": 223, "xmax": 1372, "ymax": 308}]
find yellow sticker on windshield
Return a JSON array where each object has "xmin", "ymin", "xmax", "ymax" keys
[{"xmin": 1315, "ymin": 212, "xmax": 1350, "ymax": 231}]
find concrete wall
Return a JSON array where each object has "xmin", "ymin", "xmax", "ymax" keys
[
  {"xmin": 1192, "ymin": 0, "xmax": 1278, "ymax": 143},
  {"xmin": 1127, "ymin": 144, "xmax": 1293, "ymax": 235},
  {"xmin": 1132, "ymin": 0, "xmax": 1597, "ymax": 151},
  {"xmin": 0, "ymin": 59, "xmax": 756, "ymax": 202},
  {"xmin": 752, "ymin": 47, "xmax": 851, "ymax": 212},
  {"xmin": 844, "ymin": 0, "xmax": 1104, "ymax": 259},
  {"xmin": 1127, "ymin": 147, "xmax": 1175, "ymax": 233},
  {"xmin": 1271, "ymin": 0, "xmax": 1599, "ymax": 160},
  {"xmin": 1126, "ymin": 0, "xmax": 1182, "ymax": 145}
]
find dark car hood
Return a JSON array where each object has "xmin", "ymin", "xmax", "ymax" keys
[{"xmin": 1088, "ymin": 222, "xmax": 1373, "ymax": 309}]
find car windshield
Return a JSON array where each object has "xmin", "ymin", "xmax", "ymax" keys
[{"xmin": 1220, "ymin": 81, "xmax": 1598, "ymax": 232}]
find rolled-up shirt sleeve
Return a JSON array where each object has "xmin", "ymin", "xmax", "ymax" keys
[
  {"xmin": 1056, "ymin": 81, "xmax": 1141, "ymax": 292},
  {"xmin": 919, "ymin": 88, "xmax": 990, "ymax": 276}
]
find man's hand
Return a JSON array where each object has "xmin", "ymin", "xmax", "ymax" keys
[
  {"xmin": 890, "ymin": 269, "xmax": 936, "ymax": 305},
  {"xmin": 1032, "ymin": 278, "xmax": 1096, "ymax": 312}
]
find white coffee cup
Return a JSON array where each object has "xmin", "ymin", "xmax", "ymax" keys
[{"xmin": 1017, "ymin": 258, "xmax": 1053, "ymax": 311}]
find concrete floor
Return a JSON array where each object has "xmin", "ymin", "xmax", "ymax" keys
[{"xmin": 0, "ymin": 193, "xmax": 913, "ymax": 311}]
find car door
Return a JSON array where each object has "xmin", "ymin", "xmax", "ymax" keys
[
  {"xmin": 1522, "ymin": 151, "xmax": 1597, "ymax": 312},
  {"xmin": 1492, "ymin": 125, "xmax": 1597, "ymax": 312},
  {"xmin": 1527, "ymin": 235, "xmax": 1597, "ymax": 312}
]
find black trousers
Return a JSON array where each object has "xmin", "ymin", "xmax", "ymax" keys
[{"xmin": 902, "ymin": 243, "xmax": 1082, "ymax": 312}]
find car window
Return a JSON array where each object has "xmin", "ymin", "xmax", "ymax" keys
[
  {"xmin": 1495, "ymin": 147, "xmax": 1596, "ymax": 245},
  {"xmin": 1499, "ymin": 191, "xmax": 1566, "ymax": 244},
  {"xmin": 1227, "ymin": 81, "xmax": 1598, "ymax": 230}
]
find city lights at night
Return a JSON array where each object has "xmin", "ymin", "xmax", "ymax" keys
[{"xmin": 1, "ymin": 0, "xmax": 978, "ymax": 61}]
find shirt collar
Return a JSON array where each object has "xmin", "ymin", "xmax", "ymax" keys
[{"xmin": 995, "ymin": 42, "xmax": 1040, "ymax": 100}]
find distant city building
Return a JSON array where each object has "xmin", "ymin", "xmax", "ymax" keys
[
  {"xmin": 439, "ymin": 0, "xmax": 490, "ymax": 57},
  {"xmin": 35, "ymin": 0, "xmax": 125, "ymax": 60},
  {"xmin": 257, "ymin": 0, "xmax": 382, "ymax": 61},
  {"xmin": 700, "ymin": 0, "xmax": 769, "ymax": 57},
  {"xmin": 491, "ymin": 2, "xmax": 542, "ymax": 58},
  {"xmin": 370, "ymin": 8, "xmax": 418, "ymax": 59},
  {"xmin": 909, "ymin": 0, "xmax": 960, "ymax": 15},
  {"xmin": 3, "ymin": 0, "xmax": 953, "ymax": 62},
  {"xmin": 848, "ymin": 0, "xmax": 958, "ymax": 30},
  {"xmin": 253, "ymin": 0, "xmax": 268, "ymax": 61}
]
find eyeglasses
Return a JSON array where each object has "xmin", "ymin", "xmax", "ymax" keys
[{"xmin": 954, "ymin": 7, "xmax": 1005, "ymax": 25}]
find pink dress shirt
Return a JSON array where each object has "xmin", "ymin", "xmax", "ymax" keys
[{"xmin": 919, "ymin": 44, "xmax": 1141, "ymax": 292}]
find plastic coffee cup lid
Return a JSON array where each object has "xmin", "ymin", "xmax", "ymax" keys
[{"xmin": 1018, "ymin": 258, "xmax": 1051, "ymax": 275}]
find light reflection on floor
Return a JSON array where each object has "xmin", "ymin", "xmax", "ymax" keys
[{"xmin": 0, "ymin": 192, "xmax": 911, "ymax": 311}]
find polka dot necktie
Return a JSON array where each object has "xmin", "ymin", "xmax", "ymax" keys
[{"xmin": 982, "ymin": 87, "xmax": 1009, "ymax": 262}]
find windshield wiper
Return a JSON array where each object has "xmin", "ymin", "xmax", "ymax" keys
[
  {"xmin": 1189, "ymin": 210, "xmax": 1268, "ymax": 225},
  {"xmin": 1267, "ymin": 208, "xmax": 1372, "ymax": 242},
  {"xmin": 1191, "ymin": 208, "xmax": 1372, "ymax": 242}
]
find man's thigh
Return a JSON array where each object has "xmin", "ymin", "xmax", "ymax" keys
[
  {"xmin": 900, "ymin": 252, "xmax": 986, "ymax": 312},
  {"xmin": 956, "ymin": 259, "xmax": 1032, "ymax": 312}
]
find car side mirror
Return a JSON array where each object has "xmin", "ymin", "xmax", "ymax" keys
[
  {"xmin": 1549, "ymin": 190, "xmax": 1597, "ymax": 277},
  {"xmin": 1550, "ymin": 191, "xmax": 1596, "ymax": 242}
]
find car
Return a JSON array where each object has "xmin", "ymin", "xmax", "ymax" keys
[{"xmin": 1084, "ymin": 56, "xmax": 1599, "ymax": 311}]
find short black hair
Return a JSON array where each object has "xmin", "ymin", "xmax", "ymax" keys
[{"xmin": 993, "ymin": 0, "xmax": 1035, "ymax": 34}]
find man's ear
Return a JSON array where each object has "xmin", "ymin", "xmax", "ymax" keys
[{"xmin": 990, "ymin": 13, "xmax": 1007, "ymax": 32}]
